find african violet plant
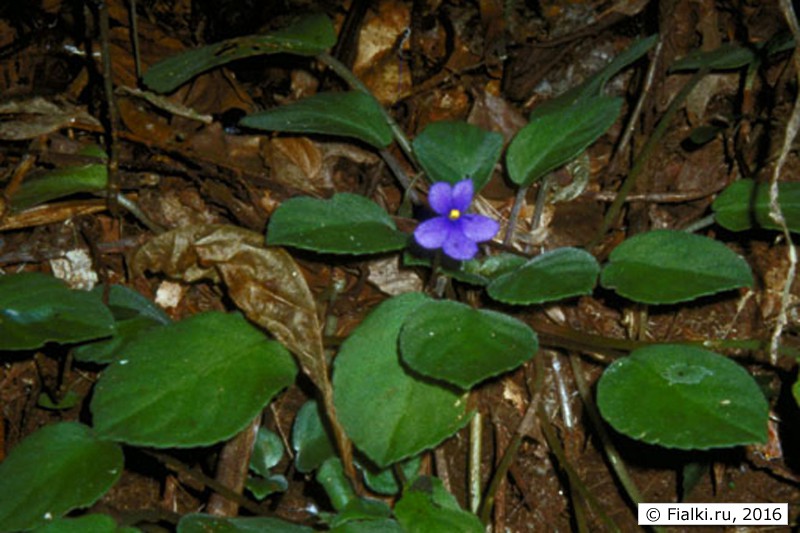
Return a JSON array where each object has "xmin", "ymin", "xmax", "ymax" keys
[{"xmin": 0, "ymin": 12, "xmax": 784, "ymax": 532}]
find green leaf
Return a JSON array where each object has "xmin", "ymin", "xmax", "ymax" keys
[
  {"xmin": 37, "ymin": 389, "xmax": 81, "ymax": 411},
  {"xmin": 240, "ymin": 91, "xmax": 393, "ymax": 149},
  {"xmin": 399, "ymin": 300, "xmax": 537, "ymax": 389},
  {"xmin": 507, "ymin": 95, "xmax": 622, "ymax": 186},
  {"xmin": 267, "ymin": 193, "xmax": 408, "ymax": 254},
  {"xmin": 671, "ymin": 43, "xmax": 757, "ymax": 71},
  {"xmin": 91, "ymin": 311, "xmax": 297, "ymax": 447},
  {"xmin": 0, "ymin": 422, "xmax": 123, "ymax": 532},
  {"xmin": 712, "ymin": 179, "xmax": 800, "ymax": 233},
  {"xmin": 178, "ymin": 514, "xmax": 314, "ymax": 533},
  {"xmin": 331, "ymin": 519, "xmax": 404, "ymax": 533},
  {"xmin": 250, "ymin": 428, "xmax": 284, "ymax": 478},
  {"xmin": 245, "ymin": 474, "xmax": 287, "ymax": 500},
  {"xmin": 73, "ymin": 284, "xmax": 171, "ymax": 364},
  {"xmin": 600, "ymin": 230, "xmax": 753, "ymax": 304},
  {"xmin": 597, "ymin": 344, "xmax": 769, "ymax": 449},
  {"xmin": 394, "ymin": 477, "xmax": 483, "ymax": 533},
  {"xmin": 0, "ymin": 272, "xmax": 115, "ymax": 351},
  {"xmin": 292, "ymin": 400, "xmax": 336, "ymax": 473},
  {"xmin": 33, "ymin": 514, "xmax": 118, "ymax": 533},
  {"xmin": 412, "ymin": 121, "xmax": 504, "ymax": 191},
  {"xmin": 143, "ymin": 14, "xmax": 336, "ymax": 93},
  {"xmin": 12, "ymin": 163, "xmax": 107, "ymax": 211},
  {"xmin": 487, "ymin": 247, "xmax": 599, "ymax": 305},
  {"xmin": 333, "ymin": 293, "xmax": 471, "ymax": 468},
  {"xmin": 360, "ymin": 456, "xmax": 420, "ymax": 496},
  {"xmin": 330, "ymin": 498, "xmax": 392, "ymax": 529},
  {"xmin": 317, "ymin": 458, "xmax": 356, "ymax": 512}
]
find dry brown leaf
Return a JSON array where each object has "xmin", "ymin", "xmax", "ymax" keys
[
  {"xmin": 130, "ymin": 224, "xmax": 326, "ymax": 388},
  {"xmin": 0, "ymin": 98, "xmax": 100, "ymax": 141}
]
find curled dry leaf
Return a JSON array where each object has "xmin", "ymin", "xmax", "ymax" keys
[
  {"xmin": 130, "ymin": 224, "xmax": 326, "ymax": 387},
  {"xmin": 0, "ymin": 98, "xmax": 100, "ymax": 141}
]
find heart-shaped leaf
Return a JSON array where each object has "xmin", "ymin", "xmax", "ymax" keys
[
  {"xmin": 712, "ymin": 179, "xmax": 800, "ymax": 233},
  {"xmin": 241, "ymin": 91, "xmax": 393, "ymax": 149},
  {"xmin": 487, "ymin": 247, "xmax": 599, "ymax": 305},
  {"xmin": 250, "ymin": 428, "xmax": 284, "ymax": 478},
  {"xmin": 412, "ymin": 121, "xmax": 504, "ymax": 192},
  {"xmin": 0, "ymin": 272, "xmax": 115, "ymax": 351},
  {"xmin": 143, "ymin": 14, "xmax": 336, "ymax": 93},
  {"xmin": 399, "ymin": 300, "xmax": 537, "ymax": 389},
  {"xmin": 292, "ymin": 400, "xmax": 336, "ymax": 473},
  {"xmin": 267, "ymin": 193, "xmax": 408, "ymax": 254},
  {"xmin": 394, "ymin": 477, "xmax": 483, "ymax": 533},
  {"xmin": 597, "ymin": 344, "xmax": 768, "ymax": 449},
  {"xmin": 0, "ymin": 422, "xmax": 123, "ymax": 532},
  {"xmin": 92, "ymin": 311, "xmax": 296, "ymax": 447},
  {"xmin": 333, "ymin": 293, "xmax": 471, "ymax": 468},
  {"xmin": 600, "ymin": 230, "xmax": 753, "ymax": 304},
  {"xmin": 506, "ymin": 95, "xmax": 622, "ymax": 186}
]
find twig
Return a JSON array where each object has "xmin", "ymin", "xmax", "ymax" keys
[
  {"xmin": 769, "ymin": 0, "xmax": 800, "ymax": 365},
  {"xmin": 469, "ymin": 411, "xmax": 483, "ymax": 513},
  {"xmin": 503, "ymin": 186, "xmax": 528, "ymax": 247},
  {"xmin": 95, "ymin": 0, "xmax": 122, "ymax": 216},
  {"xmin": 128, "ymin": 0, "xmax": 142, "ymax": 81},
  {"xmin": 207, "ymin": 416, "xmax": 261, "ymax": 516}
]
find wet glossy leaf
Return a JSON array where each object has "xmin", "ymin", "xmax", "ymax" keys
[
  {"xmin": 487, "ymin": 247, "xmax": 599, "ymax": 305},
  {"xmin": 333, "ymin": 293, "xmax": 471, "ymax": 468},
  {"xmin": 0, "ymin": 422, "xmax": 123, "ymax": 532},
  {"xmin": 131, "ymin": 224, "xmax": 327, "ymax": 395},
  {"xmin": 74, "ymin": 284, "xmax": 171, "ymax": 364},
  {"xmin": 144, "ymin": 14, "xmax": 336, "ymax": 93},
  {"xmin": 267, "ymin": 193, "xmax": 408, "ymax": 254},
  {"xmin": 597, "ymin": 345, "xmax": 768, "ymax": 449},
  {"xmin": 712, "ymin": 179, "xmax": 800, "ymax": 233},
  {"xmin": 394, "ymin": 477, "xmax": 483, "ymax": 533},
  {"xmin": 600, "ymin": 230, "xmax": 753, "ymax": 304},
  {"xmin": 245, "ymin": 474, "xmax": 287, "ymax": 500},
  {"xmin": 33, "ymin": 514, "xmax": 118, "ymax": 533},
  {"xmin": 360, "ymin": 456, "xmax": 421, "ymax": 496},
  {"xmin": 92, "ymin": 311, "xmax": 297, "ymax": 447},
  {"xmin": 507, "ymin": 95, "xmax": 622, "ymax": 186},
  {"xmin": 178, "ymin": 514, "xmax": 314, "ymax": 533},
  {"xmin": 330, "ymin": 498, "xmax": 392, "ymax": 529},
  {"xmin": 250, "ymin": 428, "xmax": 284, "ymax": 478},
  {"xmin": 292, "ymin": 400, "xmax": 336, "ymax": 473},
  {"xmin": 0, "ymin": 272, "xmax": 115, "ymax": 351},
  {"xmin": 412, "ymin": 121, "xmax": 504, "ymax": 191},
  {"xmin": 12, "ymin": 163, "xmax": 107, "ymax": 211},
  {"xmin": 317, "ymin": 458, "xmax": 357, "ymax": 512},
  {"xmin": 241, "ymin": 91, "xmax": 393, "ymax": 149},
  {"xmin": 399, "ymin": 300, "xmax": 537, "ymax": 389}
]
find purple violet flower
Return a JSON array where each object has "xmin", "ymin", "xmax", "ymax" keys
[{"xmin": 414, "ymin": 179, "xmax": 500, "ymax": 261}]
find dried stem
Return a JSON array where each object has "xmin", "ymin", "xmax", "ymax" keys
[{"xmin": 207, "ymin": 416, "xmax": 261, "ymax": 516}]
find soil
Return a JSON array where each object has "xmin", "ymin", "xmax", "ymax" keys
[{"xmin": 1, "ymin": 0, "xmax": 800, "ymax": 531}]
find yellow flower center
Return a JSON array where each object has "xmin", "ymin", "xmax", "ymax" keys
[{"xmin": 448, "ymin": 209, "xmax": 461, "ymax": 220}]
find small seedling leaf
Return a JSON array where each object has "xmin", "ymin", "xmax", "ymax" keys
[
  {"xmin": 487, "ymin": 247, "xmax": 599, "ymax": 305},
  {"xmin": 92, "ymin": 311, "xmax": 296, "ymax": 447},
  {"xmin": 600, "ymin": 230, "xmax": 753, "ymax": 304},
  {"xmin": 399, "ymin": 300, "xmax": 537, "ymax": 389},
  {"xmin": 292, "ymin": 400, "xmax": 336, "ymax": 473},
  {"xmin": 333, "ymin": 293, "xmax": 471, "ymax": 468},
  {"xmin": 0, "ymin": 422, "xmax": 123, "ymax": 532},
  {"xmin": 712, "ymin": 179, "xmax": 800, "ymax": 233},
  {"xmin": 241, "ymin": 91, "xmax": 393, "ymax": 149},
  {"xmin": 267, "ymin": 193, "xmax": 408, "ymax": 254},
  {"xmin": 412, "ymin": 121, "xmax": 503, "ymax": 192},
  {"xmin": 597, "ymin": 344, "xmax": 769, "ymax": 449}
]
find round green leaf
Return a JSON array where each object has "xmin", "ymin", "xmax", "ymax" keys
[
  {"xmin": 360, "ymin": 456, "xmax": 421, "ymax": 496},
  {"xmin": 712, "ymin": 179, "xmax": 800, "ymax": 233},
  {"xmin": 240, "ymin": 91, "xmax": 393, "ymax": 149},
  {"xmin": 399, "ymin": 300, "xmax": 537, "ymax": 389},
  {"xmin": 487, "ymin": 247, "xmax": 599, "ymax": 305},
  {"xmin": 0, "ymin": 422, "xmax": 123, "ymax": 532},
  {"xmin": 267, "ymin": 193, "xmax": 408, "ymax": 254},
  {"xmin": 292, "ymin": 400, "xmax": 336, "ymax": 473},
  {"xmin": 394, "ymin": 477, "xmax": 483, "ymax": 533},
  {"xmin": 597, "ymin": 344, "xmax": 768, "ymax": 449},
  {"xmin": 91, "ymin": 312, "xmax": 297, "ymax": 447},
  {"xmin": 506, "ymin": 95, "xmax": 622, "ymax": 186},
  {"xmin": 0, "ymin": 272, "xmax": 115, "ymax": 351},
  {"xmin": 317, "ymin": 458, "xmax": 357, "ymax": 512},
  {"xmin": 412, "ymin": 121, "xmax": 504, "ymax": 192},
  {"xmin": 250, "ymin": 428, "xmax": 284, "ymax": 478},
  {"xmin": 178, "ymin": 514, "xmax": 314, "ymax": 533},
  {"xmin": 143, "ymin": 14, "xmax": 336, "ymax": 93},
  {"xmin": 34, "ymin": 514, "xmax": 118, "ymax": 533},
  {"xmin": 333, "ymin": 293, "xmax": 471, "ymax": 468},
  {"xmin": 600, "ymin": 230, "xmax": 753, "ymax": 304}
]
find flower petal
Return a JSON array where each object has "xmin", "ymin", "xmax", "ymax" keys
[
  {"xmin": 460, "ymin": 214, "xmax": 500, "ymax": 242},
  {"xmin": 450, "ymin": 179, "xmax": 474, "ymax": 212},
  {"xmin": 443, "ymin": 229, "xmax": 479, "ymax": 261},
  {"xmin": 414, "ymin": 216, "xmax": 450, "ymax": 249},
  {"xmin": 428, "ymin": 182, "xmax": 454, "ymax": 215}
]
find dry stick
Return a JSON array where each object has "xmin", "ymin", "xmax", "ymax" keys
[
  {"xmin": 128, "ymin": 0, "xmax": 142, "ymax": 81},
  {"xmin": 469, "ymin": 411, "xmax": 483, "ymax": 513},
  {"xmin": 590, "ymin": 67, "xmax": 709, "ymax": 251},
  {"xmin": 503, "ymin": 186, "xmax": 528, "ymax": 246},
  {"xmin": 769, "ymin": 0, "xmax": 800, "ymax": 366},
  {"xmin": 96, "ymin": 0, "xmax": 122, "ymax": 216},
  {"xmin": 207, "ymin": 416, "xmax": 261, "ymax": 516}
]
